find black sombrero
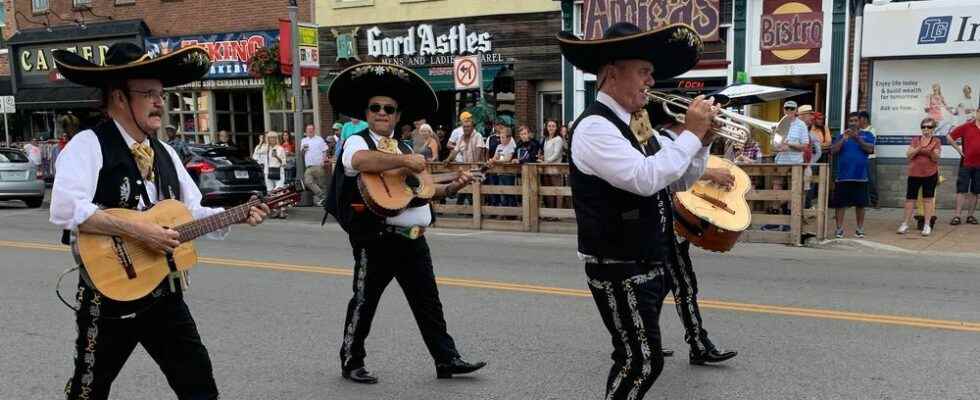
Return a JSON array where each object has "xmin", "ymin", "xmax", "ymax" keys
[
  {"xmin": 52, "ymin": 42, "xmax": 211, "ymax": 88},
  {"xmin": 557, "ymin": 22, "xmax": 703, "ymax": 80},
  {"xmin": 327, "ymin": 62, "xmax": 437, "ymax": 123}
]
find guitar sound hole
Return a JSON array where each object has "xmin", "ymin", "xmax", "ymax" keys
[{"xmin": 404, "ymin": 175, "xmax": 421, "ymax": 190}]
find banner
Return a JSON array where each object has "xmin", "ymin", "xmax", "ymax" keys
[
  {"xmin": 870, "ymin": 58, "xmax": 980, "ymax": 157},
  {"xmin": 582, "ymin": 0, "xmax": 720, "ymax": 42},
  {"xmin": 279, "ymin": 20, "xmax": 320, "ymax": 78},
  {"xmin": 863, "ymin": 0, "xmax": 980, "ymax": 58},
  {"xmin": 145, "ymin": 30, "xmax": 278, "ymax": 80}
]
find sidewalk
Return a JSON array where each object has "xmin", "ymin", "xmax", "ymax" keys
[{"xmin": 824, "ymin": 207, "xmax": 980, "ymax": 255}]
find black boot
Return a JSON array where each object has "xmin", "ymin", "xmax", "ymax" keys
[
  {"xmin": 435, "ymin": 357, "xmax": 487, "ymax": 379},
  {"xmin": 690, "ymin": 347, "xmax": 738, "ymax": 365},
  {"xmin": 662, "ymin": 348, "xmax": 675, "ymax": 357},
  {"xmin": 342, "ymin": 367, "xmax": 379, "ymax": 384}
]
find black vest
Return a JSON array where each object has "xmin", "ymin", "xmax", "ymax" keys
[
  {"xmin": 569, "ymin": 101, "xmax": 675, "ymax": 261},
  {"xmin": 61, "ymin": 121, "xmax": 183, "ymax": 245},
  {"xmin": 324, "ymin": 129, "xmax": 433, "ymax": 242}
]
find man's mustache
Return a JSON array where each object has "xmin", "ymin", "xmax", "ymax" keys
[{"xmin": 148, "ymin": 111, "xmax": 162, "ymax": 118}]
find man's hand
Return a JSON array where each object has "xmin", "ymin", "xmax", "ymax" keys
[
  {"xmin": 682, "ymin": 95, "xmax": 719, "ymax": 140},
  {"xmin": 402, "ymin": 154, "xmax": 427, "ymax": 173},
  {"xmin": 244, "ymin": 195, "xmax": 270, "ymax": 226},
  {"xmin": 135, "ymin": 221, "xmax": 181, "ymax": 254},
  {"xmin": 701, "ymin": 167, "xmax": 735, "ymax": 190}
]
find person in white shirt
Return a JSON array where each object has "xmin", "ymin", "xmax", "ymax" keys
[
  {"xmin": 300, "ymin": 124, "xmax": 328, "ymax": 204},
  {"xmin": 323, "ymin": 62, "xmax": 485, "ymax": 384},
  {"xmin": 23, "ymin": 138, "xmax": 42, "ymax": 167},
  {"xmin": 558, "ymin": 22, "xmax": 722, "ymax": 400},
  {"xmin": 49, "ymin": 42, "xmax": 269, "ymax": 400}
]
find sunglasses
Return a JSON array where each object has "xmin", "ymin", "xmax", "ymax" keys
[
  {"xmin": 921, "ymin": 125, "xmax": 936, "ymax": 129},
  {"xmin": 784, "ymin": 107, "xmax": 796, "ymax": 111},
  {"xmin": 368, "ymin": 103, "xmax": 398, "ymax": 114}
]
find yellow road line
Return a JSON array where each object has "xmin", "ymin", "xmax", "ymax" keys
[{"xmin": 4, "ymin": 240, "xmax": 979, "ymax": 333}]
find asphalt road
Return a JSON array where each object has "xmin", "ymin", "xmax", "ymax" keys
[{"xmin": 1, "ymin": 201, "xmax": 978, "ymax": 400}]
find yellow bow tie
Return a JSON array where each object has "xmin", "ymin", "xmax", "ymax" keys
[
  {"xmin": 131, "ymin": 142, "xmax": 155, "ymax": 181},
  {"xmin": 629, "ymin": 109, "xmax": 655, "ymax": 147},
  {"xmin": 377, "ymin": 137, "xmax": 399, "ymax": 154}
]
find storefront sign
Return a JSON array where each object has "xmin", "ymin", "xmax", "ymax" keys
[
  {"xmin": 279, "ymin": 21, "xmax": 320, "ymax": 78},
  {"xmin": 863, "ymin": 0, "xmax": 980, "ymax": 57},
  {"xmin": 332, "ymin": 27, "xmax": 361, "ymax": 62},
  {"xmin": 582, "ymin": 0, "xmax": 721, "ymax": 42},
  {"xmin": 17, "ymin": 38, "xmax": 141, "ymax": 84},
  {"xmin": 366, "ymin": 23, "xmax": 493, "ymax": 58},
  {"xmin": 760, "ymin": 0, "xmax": 823, "ymax": 65},
  {"xmin": 870, "ymin": 58, "xmax": 979, "ymax": 158},
  {"xmin": 145, "ymin": 30, "xmax": 279, "ymax": 79}
]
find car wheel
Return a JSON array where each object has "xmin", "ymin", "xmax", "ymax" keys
[{"xmin": 24, "ymin": 197, "xmax": 43, "ymax": 208}]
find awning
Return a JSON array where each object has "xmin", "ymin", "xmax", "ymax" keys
[{"xmin": 14, "ymin": 87, "xmax": 101, "ymax": 110}]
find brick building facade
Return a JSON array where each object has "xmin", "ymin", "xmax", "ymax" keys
[{"xmin": 3, "ymin": 0, "xmax": 314, "ymax": 152}]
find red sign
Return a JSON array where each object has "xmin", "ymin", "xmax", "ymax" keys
[
  {"xmin": 761, "ymin": 0, "xmax": 823, "ymax": 65},
  {"xmin": 677, "ymin": 80, "xmax": 705, "ymax": 90},
  {"xmin": 582, "ymin": 0, "xmax": 721, "ymax": 42}
]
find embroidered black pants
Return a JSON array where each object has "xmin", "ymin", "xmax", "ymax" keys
[
  {"xmin": 340, "ymin": 234, "xmax": 460, "ymax": 371},
  {"xmin": 667, "ymin": 240, "xmax": 715, "ymax": 352},
  {"xmin": 586, "ymin": 262, "xmax": 671, "ymax": 400},
  {"xmin": 65, "ymin": 279, "xmax": 218, "ymax": 400}
]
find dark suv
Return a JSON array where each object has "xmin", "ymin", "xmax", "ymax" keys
[{"xmin": 183, "ymin": 145, "xmax": 266, "ymax": 206}]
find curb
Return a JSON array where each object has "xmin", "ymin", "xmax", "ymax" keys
[{"xmin": 808, "ymin": 237, "xmax": 980, "ymax": 259}]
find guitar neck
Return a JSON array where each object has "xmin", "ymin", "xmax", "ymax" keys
[{"xmin": 175, "ymin": 200, "xmax": 257, "ymax": 242}]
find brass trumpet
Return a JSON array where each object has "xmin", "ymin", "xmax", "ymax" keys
[{"xmin": 644, "ymin": 89, "xmax": 780, "ymax": 145}]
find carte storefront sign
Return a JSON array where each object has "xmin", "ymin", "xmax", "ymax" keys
[
  {"xmin": 17, "ymin": 38, "xmax": 141, "ymax": 86},
  {"xmin": 582, "ymin": 0, "xmax": 721, "ymax": 42},
  {"xmin": 760, "ymin": 0, "xmax": 823, "ymax": 65},
  {"xmin": 145, "ymin": 30, "xmax": 279, "ymax": 79}
]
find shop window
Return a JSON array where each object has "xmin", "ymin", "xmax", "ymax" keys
[
  {"xmin": 165, "ymin": 90, "xmax": 211, "ymax": 143},
  {"xmin": 266, "ymin": 87, "xmax": 315, "ymax": 137},
  {"xmin": 333, "ymin": 0, "xmax": 373, "ymax": 9},
  {"xmin": 115, "ymin": 0, "xmax": 136, "ymax": 4},
  {"xmin": 539, "ymin": 92, "xmax": 563, "ymax": 132},
  {"xmin": 32, "ymin": 0, "xmax": 49, "ymax": 13},
  {"xmin": 73, "ymin": 0, "xmax": 92, "ymax": 9},
  {"xmin": 214, "ymin": 89, "xmax": 265, "ymax": 153}
]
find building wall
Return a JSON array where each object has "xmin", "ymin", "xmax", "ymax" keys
[
  {"xmin": 317, "ymin": 0, "xmax": 558, "ymax": 27},
  {"xmin": 7, "ymin": 0, "xmax": 312, "ymax": 37},
  {"xmin": 876, "ymin": 161, "xmax": 960, "ymax": 209}
]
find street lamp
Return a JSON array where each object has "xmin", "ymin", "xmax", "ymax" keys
[{"xmin": 288, "ymin": 0, "xmax": 306, "ymax": 196}]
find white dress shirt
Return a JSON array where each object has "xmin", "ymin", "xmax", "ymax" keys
[
  {"xmin": 571, "ymin": 91, "xmax": 711, "ymax": 197},
  {"xmin": 301, "ymin": 135, "xmax": 327, "ymax": 166},
  {"xmin": 49, "ymin": 121, "xmax": 227, "ymax": 239},
  {"xmin": 341, "ymin": 130, "xmax": 432, "ymax": 228}
]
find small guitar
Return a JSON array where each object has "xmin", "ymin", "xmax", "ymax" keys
[
  {"xmin": 75, "ymin": 184, "xmax": 301, "ymax": 301},
  {"xmin": 358, "ymin": 164, "xmax": 488, "ymax": 217},
  {"xmin": 673, "ymin": 156, "xmax": 752, "ymax": 252}
]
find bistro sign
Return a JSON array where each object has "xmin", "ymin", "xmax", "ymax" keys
[{"xmin": 760, "ymin": 0, "xmax": 823, "ymax": 65}]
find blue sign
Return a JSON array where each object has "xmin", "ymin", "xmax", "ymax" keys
[
  {"xmin": 145, "ymin": 30, "xmax": 279, "ymax": 80},
  {"xmin": 918, "ymin": 16, "xmax": 952, "ymax": 45}
]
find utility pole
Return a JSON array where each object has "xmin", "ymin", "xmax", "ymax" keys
[{"xmin": 289, "ymin": 0, "xmax": 305, "ymax": 189}]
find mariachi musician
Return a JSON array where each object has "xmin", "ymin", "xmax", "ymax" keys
[
  {"xmin": 557, "ymin": 22, "xmax": 723, "ymax": 399},
  {"xmin": 323, "ymin": 62, "xmax": 486, "ymax": 384}
]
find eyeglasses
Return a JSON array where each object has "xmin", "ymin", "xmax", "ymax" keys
[
  {"xmin": 368, "ymin": 103, "xmax": 398, "ymax": 114},
  {"xmin": 921, "ymin": 125, "xmax": 936, "ymax": 129},
  {"xmin": 129, "ymin": 89, "xmax": 165, "ymax": 102}
]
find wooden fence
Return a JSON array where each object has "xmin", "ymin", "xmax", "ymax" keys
[{"xmin": 428, "ymin": 162, "xmax": 830, "ymax": 246}]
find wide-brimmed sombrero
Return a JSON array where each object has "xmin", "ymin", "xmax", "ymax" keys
[
  {"xmin": 557, "ymin": 22, "xmax": 703, "ymax": 80},
  {"xmin": 52, "ymin": 42, "xmax": 211, "ymax": 88},
  {"xmin": 328, "ymin": 62, "xmax": 437, "ymax": 123}
]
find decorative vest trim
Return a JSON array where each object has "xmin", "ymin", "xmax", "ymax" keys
[{"xmin": 568, "ymin": 101, "xmax": 675, "ymax": 262}]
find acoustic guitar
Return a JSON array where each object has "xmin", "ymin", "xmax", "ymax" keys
[
  {"xmin": 673, "ymin": 156, "xmax": 752, "ymax": 252},
  {"xmin": 358, "ymin": 165, "xmax": 487, "ymax": 217},
  {"xmin": 75, "ymin": 185, "xmax": 301, "ymax": 301}
]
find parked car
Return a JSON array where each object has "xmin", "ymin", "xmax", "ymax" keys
[
  {"xmin": 183, "ymin": 144, "xmax": 266, "ymax": 206},
  {"xmin": 0, "ymin": 147, "xmax": 46, "ymax": 208}
]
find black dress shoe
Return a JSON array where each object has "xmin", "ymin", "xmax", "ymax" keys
[
  {"xmin": 690, "ymin": 348, "xmax": 738, "ymax": 365},
  {"xmin": 342, "ymin": 367, "xmax": 379, "ymax": 384},
  {"xmin": 661, "ymin": 348, "xmax": 675, "ymax": 357},
  {"xmin": 435, "ymin": 357, "xmax": 487, "ymax": 379}
]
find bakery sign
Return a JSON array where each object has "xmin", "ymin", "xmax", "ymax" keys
[
  {"xmin": 366, "ymin": 23, "xmax": 505, "ymax": 67},
  {"xmin": 760, "ymin": 0, "xmax": 824, "ymax": 65}
]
